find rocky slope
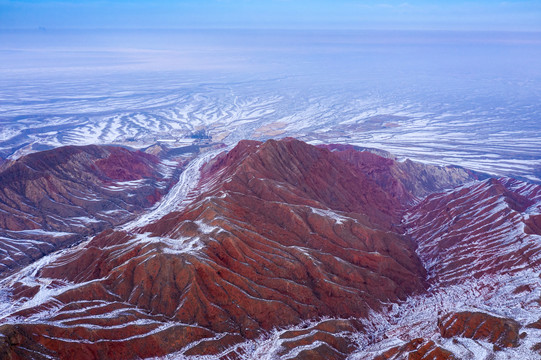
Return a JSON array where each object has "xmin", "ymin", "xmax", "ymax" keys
[
  {"xmin": 0, "ymin": 139, "xmax": 426, "ymax": 359},
  {"xmin": 354, "ymin": 177, "xmax": 541, "ymax": 360},
  {"xmin": 318, "ymin": 143, "xmax": 482, "ymax": 206},
  {"xmin": 406, "ymin": 177, "xmax": 541, "ymax": 285},
  {"xmin": 0, "ymin": 145, "xmax": 177, "ymax": 278},
  {"xmin": 1, "ymin": 138, "xmax": 539, "ymax": 360}
]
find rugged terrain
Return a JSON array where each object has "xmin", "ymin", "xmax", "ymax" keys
[
  {"xmin": 0, "ymin": 145, "xmax": 178, "ymax": 277},
  {"xmin": 0, "ymin": 138, "xmax": 540, "ymax": 359}
]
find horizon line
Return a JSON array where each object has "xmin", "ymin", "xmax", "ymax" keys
[{"xmin": 2, "ymin": 27, "xmax": 541, "ymax": 33}]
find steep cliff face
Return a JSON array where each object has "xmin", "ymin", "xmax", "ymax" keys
[{"xmin": 0, "ymin": 145, "xmax": 176, "ymax": 278}]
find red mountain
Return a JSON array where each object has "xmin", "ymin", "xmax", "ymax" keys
[
  {"xmin": 358, "ymin": 177, "xmax": 541, "ymax": 360},
  {"xmin": 2, "ymin": 138, "xmax": 538, "ymax": 360},
  {"xmin": 317, "ymin": 143, "xmax": 481, "ymax": 206},
  {"xmin": 406, "ymin": 177, "xmax": 541, "ymax": 285},
  {"xmin": 0, "ymin": 145, "xmax": 177, "ymax": 278}
]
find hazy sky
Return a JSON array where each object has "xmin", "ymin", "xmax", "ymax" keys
[{"xmin": 0, "ymin": 0, "xmax": 540, "ymax": 31}]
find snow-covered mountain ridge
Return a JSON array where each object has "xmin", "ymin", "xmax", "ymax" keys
[{"xmin": 0, "ymin": 138, "xmax": 539, "ymax": 360}]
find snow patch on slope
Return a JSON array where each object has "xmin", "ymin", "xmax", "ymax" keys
[{"xmin": 123, "ymin": 148, "xmax": 228, "ymax": 231}]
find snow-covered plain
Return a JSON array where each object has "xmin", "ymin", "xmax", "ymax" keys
[{"xmin": 1, "ymin": 29, "xmax": 540, "ymax": 181}]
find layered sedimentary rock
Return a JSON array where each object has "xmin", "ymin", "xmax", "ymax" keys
[
  {"xmin": 438, "ymin": 311, "xmax": 521, "ymax": 349},
  {"xmin": 360, "ymin": 177, "xmax": 541, "ymax": 360},
  {"xmin": 0, "ymin": 138, "xmax": 437, "ymax": 359},
  {"xmin": 406, "ymin": 177, "xmax": 541, "ymax": 284},
  {"xmin": 319, "ymin": 143, "xmax": 481, "ymax": 204},
  {"xmin": 0, "ymin": 145, "xmax": 176, "ymax": 277},
  {"xmin": 2, "ymin": 138, "xmax": 539, "ymax": 359},
  {"xmin": 373, "ymin": 338, "xmax": 456, "ymax": 360}
]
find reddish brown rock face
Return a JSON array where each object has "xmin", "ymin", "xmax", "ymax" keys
[
  {"xmin": 373, "ymin": 338, "xmax": 457, "ymax": 360},
  {"xmin": 94, "ymin": 147, "xmax": 162, "ymax": 181},
  {"xmin": 406, "ymin": 177, "xmax": 541, "ymax": 284},
  {"xmin": 198, "ymin": 139, "xmax": 405, "ymax": 228},
  {"xmin": 4, "ymin": 138, "xmax": 518, "ymax": 359},
  {"xmin": 318, "ymin": 143, "xmax": 481, "ymax": 204},
  {"xmin": 275, "ymin": 319, "xmax": 361, "ymax": 360},
  {"xmin": 525, "ymin": 214, "xmax": 541, "ymax": 235},
  {"xmin": 439, "ymin": 311, "xmax": 521, "ymax": 349},
  {"xmin": 0, "ymin": 145, "xmax": 176, "ymax": 278},
  {"xmin": 0, "ymin": 138, "xmax": 441, "ymax": 359}
]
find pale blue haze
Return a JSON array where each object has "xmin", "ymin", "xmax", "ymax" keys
[
  {"xmin": 1, "ymin": 0, "xmax": 540, "ymax": 31},
  {"xmin": 0, "ymin": 1, "xmax": 540, "ymax": 180}
]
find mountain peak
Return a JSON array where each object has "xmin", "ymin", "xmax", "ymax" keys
[{"xmin": 2, "ymin": 138, "xmax": 531, "ymax": 360}]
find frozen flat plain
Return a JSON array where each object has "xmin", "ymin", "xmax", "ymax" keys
[{"xmin": 1, "ymin": 29, "xmax": 540, "ymax": 181}]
